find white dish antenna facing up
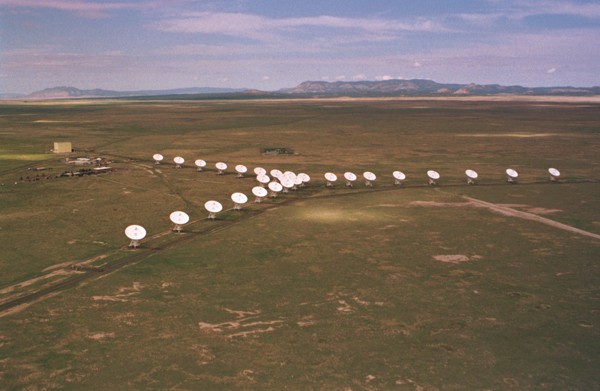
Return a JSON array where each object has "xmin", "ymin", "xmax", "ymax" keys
[
  {"xmin": 297, "ymin": 173, "xmax": 310, "ymax": 186},
  {"xmin": 174, "ymin": 156, "xmax": 185, "ymax": 168},
  {"xmin": 215, "ymin": 162, "xmax": 227, "ymax": 175},
  {"xmin": 235, "ymin": 164, "xmax": 248, "ymax": 177},
  {"xmin": 427, "ymin": 170, "xmax": 440, "ymax": 185},
  {"xmin": 169, "ymin": 211, "xmax": 190, "ymax": 233},
  {"xmin": 548, "ymin": 167, "xmax": 561, "ymax": 181},
  {"xmin": 392, "ymin": 171, "xmax": 406, "ymax": 185},
  {"xmin": 465, "ymin": 169, "xmax": 478, "ymax": 185},
  {"xmin": 280, "ymin": 176, "xmax": 295, "ymax": 192},
  {"xmin": 204, "ymin": 200, "xmax": 223, "ymax": 219},
  {"xmin": 343, "ymin": 172, "xmax": 357, "ymax": 187},
  {"xmin": 194, "ymin": 159, "xmax": 207, "ymax": 171},
  {"xmin": 257, "ymin": 174, "xmax": 270, "ymax": 185},
  {"xmin": 506, "ymin": 168, "xmax": 518, "ymax": 183},
  {"xmin": 254, "ymin": 167, "xmax": 267, "ymax": 176},
  {"xmin": 270, "ymin": 169, "xmax": 283, "ymax": 180},
  {"xmin": 268, "ymin": 181, "xmax": 283, "ymax": 197},
  {"xmin": 252, "ymin": 186, "xmax": 268, "ymax": 203},
  {"xmin": 324, "ymin": 172, "xmax": 337, "ymax": 187},
  {"xmin": 125, "ymin": 224, "xmax": 146, "ymax": 248},
  {"xmin": 231, "ymin": 192, "xmax": 248, "ymax": 210},
  {"xmin": 363, "ymin": 171, "xmax": 376, "ymax": 187},
  {"xmin": 153, "ymin": 153, "xmax": 164, "ymax": 164}
]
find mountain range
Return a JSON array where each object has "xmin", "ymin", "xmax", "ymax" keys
[{"xmin": 3, "ymin": 80, "xmax": 599, "ymax": 100}]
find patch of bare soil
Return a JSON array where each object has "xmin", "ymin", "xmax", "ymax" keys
[
  {"xmin": 198, "ymin": 308, "xmax": 285, "ymax": 338},
  {"xmin": 433, "ymin": 254, "xmax": 471, "ymax": 264}
]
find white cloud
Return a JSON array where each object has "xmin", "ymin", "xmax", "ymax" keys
[
  {"xmin": 262, "ymin": 75, "xmax": 270, "ymax": 81},
  {"xmin": 0, "ymin": 0, "xmax": 150, "ymax": 17},
  {"xmin": 413, "ymin": 61, "xmax": 422, "ymax": 68},
  {"xmin": 546, "ymin": 67, "xmax": 557, "ymax": 74},
  {"xmin": 154, "ymin": 11, "xmax": 446, "ymax": 41},
  {"xmin": 334, "ymin": 75, "xmax": 346, "ymax": 81},
  {"xmin": 375, "ymin": 75, "xmax": 394, "ymax": 81},
  {"xmin": 352, "ymin": 73, "xmax": 368, "ymax": 81}
]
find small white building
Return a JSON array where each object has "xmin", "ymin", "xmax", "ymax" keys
[{"xmin": 53, "ymin": 142, "xmax": 72, "ymax": 153}]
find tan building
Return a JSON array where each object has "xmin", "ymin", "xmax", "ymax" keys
[{"xmin": 53, "ymin": 142, "xmax": 72, "ymax": 153}]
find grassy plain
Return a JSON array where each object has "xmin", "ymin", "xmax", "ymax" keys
[{"xmin": 0, "ymin": 97, "xmax": 599, "ymax": 390}]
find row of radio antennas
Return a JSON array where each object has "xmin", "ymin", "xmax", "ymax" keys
[
  {"xmin": 126, "ymin": 166, "xmax": 562, "ymax": 247},
  {"xmin": 153, "ymin": 154, "xmax": 561, "ymax": 185},
  {"xmin": 152, "ymin": 154, "xmax": 248, "ymax": 177}
]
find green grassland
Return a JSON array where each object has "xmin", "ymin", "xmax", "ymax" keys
[{"xmin": 0, "ymin": 98, "xmax": 599, "ymax": 390}]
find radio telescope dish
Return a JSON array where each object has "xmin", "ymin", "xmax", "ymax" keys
[
  {"xmin": 204, "ymin": 200, "xmax": 223, "ymax": 220},
  {"xmin": 506, "ymin": 168, "xmax": 518, "ymax": 183},
  {"xmin": 324, "ymin": 172, "xmax": 337, "ymax": 187},
  {"xmin": 169, "ymin": 211, "xmax": 190, "ymax": 233},
  {"xmin": 280, "ymin": 176, "xmax": 295, "ymax": 193},
  {"xmin": 153, "ymin": 154, "xmax": 164, "ymax": 164},
  {"xmin": 194, "ymin": 159, "xmax": 207, "ymax": 171},
  {"xmin": 231, "ymin": 192, "xmax": 248, "ymax": 210},
  {"xmin": 427, "ymin": 170, "xmax": 440, "ymax": 185},
  {"xmin": 465, "ymin": 169, "xmax": 478, "ymax": 185},
  {"xmin": 125, "ymin": 224, "xmax": 146, "ymax": 248},
  {"xmin": 174, "ymin": 156, "xmax": 184, "ymax": 168},
  {"xmin": 270, "ymin": 169, "xmax": 283, "ymax": 180},
  {"xmin": 343, "ymin": 172, "xmax": 357, "ymax": 187},
  {"xmin": 257, "ymin": 174, "xmax": 270, "ymax": 186},
  {"xmin": 268, "ymin": 181, "xmax": 283, "ymax": 197},
  {"xmin": 548, "ymin": 167, "xmax": 560, "ymax": 181},
  {"xmin": 252, "ymin": 186, "xmax": 268, "ymax": 203},
  {"xmin": 297, "ymin": 173, "xmax": 310, "ymax": 187},
  {"xmin": 294, "ymin": 176, "xmax": 304, "ymax": 187},
  {"xmin": 215, "ymin": 162, "xmax": 227, "ymax": 175},
  {"xmin": 235, "ymin": 164, "xmax": 248, "ymax": 178},
  {"xmin": 392, "ymin": 171, "xmax": 406, "ymax": 185},
  {"xmin": 254, "ymin": 167, "xmax": 266, "ymax": 176},
  {"xmin": 363, "ymin": 171, "xmax": 376, "ymax": 187}
]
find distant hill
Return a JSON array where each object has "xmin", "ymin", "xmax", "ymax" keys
[
  {"xmin": 25, "ymin": 86, "xmax": 246, "ymax": 99},
  {"xmin": 281, "ymin": 79, "xmax": 600, "ymax": 97},
  {"xmin": 9, "ymin": 80, "xmax": 600, "ymax": 100}
]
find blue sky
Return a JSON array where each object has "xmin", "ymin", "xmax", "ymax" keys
[{"xmin": 1, "ymin": 0, "xmax": 599, "ymax": 94}]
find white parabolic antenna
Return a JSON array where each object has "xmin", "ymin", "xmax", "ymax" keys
[
  {"xmin": 216, "ymin": 162, "xmax": 227, "ymax": 171},
  {"xmin": 393, "ymin": 171, "xmax": 406, "ymax": 181},
  {"xmin": 169, "ymin": 211, "xmax": 189, "ymax": 233},
  {"xmin": 174, "ymin": 156, "xmax": 184, "ymax": 165},
  {"xmin": 153, "ymin": 154, "xmax": 163, "ymax": 163},
  {"xmin": 231, "ymin": 192, "xmax": 248, "ymax": 209},
  {"xmin": 465, "ymin": 169, "xmax": 478, "ymax": 179},
  {"xmin": 506, "ymin": 168, "xmax": 518, "ymax": 178},
  {"xmin": 252, "ymin": 186, "xmax": 268, "ymax": 197},
  {"xmin": 169, "ymin": 211, "xmax": 190, "ymax": 225},
  {"xmin": 125, "ymin": 224, "xmax": 146, "ymax": 248},
  {"xmin": 344, "ymin": 172, "xmax": 357, "ymax": 181},
  {"xmin": 297, "ymin": 173, "xmax": 310, "ymax": 183},
  {"xmin": 231, "ymin": 192, "xmax": 248, "ymax": 204},
  {"xmin": 324, "ymin": 172, "xmax": 337, "ymax": 182},
  {"xmin": 427, "ymin": 170, "xmax": 440, "ymax": 180},
  {"xmin": 254, "ymin": 167, "xmax": 266, "ymax": 176},
  {"xmin": 363, "ymin": 171, "xmax": 376, "ymax": 181},
  {"xmin": 195, "ymin": 159, "xmax": 206, "ymax": 168},
  {"xmin": 268, "ymin": 181, "xmax": 283, "ymax": 196},
  {"xmin": 548, "ymin": 167, "xmax": 560, "ymax": 178},
  {"xmin": 270, "ymin": 169, "xmax": 283, "ymax": 179},
  {"xmin": 204, "ymin": 200, "xmax": 223, "ymax": 213},
  {"xmin": 235, "ymin": 164, "xmax": 248, "ymax": 174},
  {"xmin": 280, "ymin": 176, "xmax": 295, "ymax": 191},
  {"xmin": 125, "ymin": 225, "xmax": 146, "ymax": 240},
  {"xmin": 257, "ymin": 174, "xmax": 270, "ymax": 184}
]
